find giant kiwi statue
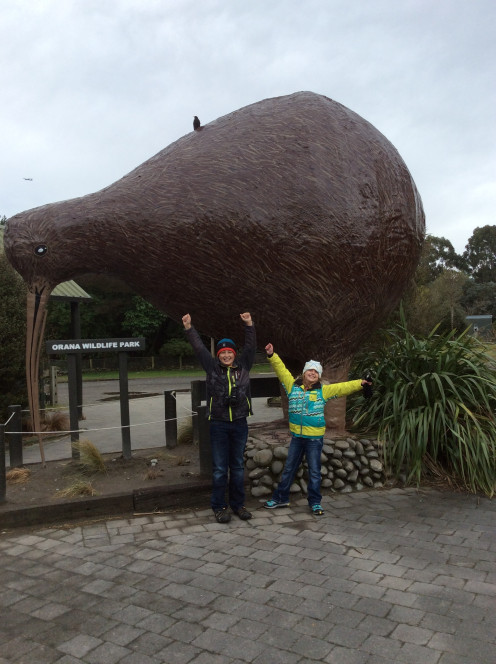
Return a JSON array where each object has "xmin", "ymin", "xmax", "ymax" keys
[{"xmin": 4, "ymin": 91, "xmax": 424, "ymax": 460}]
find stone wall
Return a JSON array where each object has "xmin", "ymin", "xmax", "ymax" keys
[{"xmin": 245, "ymin": 434, "xmax": 384, "ymax": 498}]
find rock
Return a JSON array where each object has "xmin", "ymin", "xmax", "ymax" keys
[
  {"xmin": 259, "ymin": 474, "xmax": 274, "ymax": 487},
  {"xmin": 334, "ymin": 440, "xmax": 350, "ymax": 450},
  {"xmin": 248, "ymin": 468, "xmax": 267, "ymax": 479},
  {"xmin": 273, "ymin": 446, "xmax": 289, "ymax": 460},
  {"xmin": 251, "ymin": 485, "xmax": 271, "ymax": 497},
  {"xmin": 347, "ymin": 470, "xmax": 359, "ymax": 483},
  {"xmin": 253, "ymin": 449, "xmax": 273, "ymax": 466},
  {"xmin": 370, "ymin": 459, "xmax": 383, "ymax": 472},
  {"xmin": 254, "ymin": 440, "xmax": 268, "ymax": 449},
  {"xmin": 244, "ymin": 434, "xmax": 384, "ymax": 499}
]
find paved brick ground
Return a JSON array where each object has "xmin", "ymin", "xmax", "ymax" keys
[{"xmin": 0, "ymin": 487, "xmax": 495, "ymax": 664}]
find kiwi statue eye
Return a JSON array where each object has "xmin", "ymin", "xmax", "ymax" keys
[{"xmin": 34, "ymin": 244, "xmax": 48, "ymax": 256}]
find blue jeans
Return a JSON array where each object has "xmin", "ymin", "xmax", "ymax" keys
[
  {"xmin": 272, "ymin": 435, "xmax": 323, "ymax": 506},
  {"xmin": 209, "ymin": 418, "xmax": 248, "ymax": 512}
]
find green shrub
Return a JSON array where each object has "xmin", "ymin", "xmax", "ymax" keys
[{"xmin": 348, "ymin": 313, "xmax": 496, "ymax": 497}]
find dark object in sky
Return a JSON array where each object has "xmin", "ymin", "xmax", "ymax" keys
[
  {"xmin": 4, "ymin": 91, "xmax": 424, "ymax": 447},
  {"xmin": 23, "ymin": 178, "xmax": 33, "ymax": 181},
  {"xmin": 193, "ymin": 116, "xmax": 201, "ymax": 130}
]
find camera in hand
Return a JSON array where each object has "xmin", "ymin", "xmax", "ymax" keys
[{"xmin": 362, "ymin": 370, "xmax": 373, "ymax": 399}]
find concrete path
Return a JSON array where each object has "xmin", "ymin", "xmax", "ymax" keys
[{"xmin": 1, "ymin": 488, "xmax": 494, "ymax": 663}]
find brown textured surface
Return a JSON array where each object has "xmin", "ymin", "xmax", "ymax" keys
[{"xmin": 4, "ymin": 92, "xmax": 424, "ymax": 440}]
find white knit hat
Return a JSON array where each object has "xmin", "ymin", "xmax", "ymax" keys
[{"xmin": 302, "ymin": 360, "xmax": 323, "ymax": 378}]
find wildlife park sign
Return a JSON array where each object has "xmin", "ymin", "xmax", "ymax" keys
[
  {"xmin": 46, "ymin": 338, "xmax": 146, "ymax": 353},
  {"xmin": 46, "ymin": 337, "xmax": 146, "ymax": 460}
]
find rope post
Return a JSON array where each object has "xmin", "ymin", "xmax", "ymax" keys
[
  {"xmin": 67, "ymin": 353, "xmax": 80, "ymax": 459},
  {"xmin": 191, "ymin": 380, "xmax": 205, "ymax": 445},
  {"xmin": 118, "ymin": 351, "xmax": 132, "ymax": 460},
  {"xmin": 164, "ymin": 390, "xmax": 177, "ymax": 449},
  {"xmin": 7, "ymin": 405, "xmax": 23, "ymax": 468},
  {"xmin": 196, "ymin": 405, "xmax": 212, "ymax": 478},
  {"xmin": 0, "ymin": 424, "xmax": 6, "ymax": 503}
]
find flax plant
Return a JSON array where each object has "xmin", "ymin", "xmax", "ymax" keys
[{"xmin": 348, "ymin": 314, "xmax": 496, "ymax": 497}]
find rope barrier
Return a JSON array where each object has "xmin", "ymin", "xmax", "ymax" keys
[
  {"xmin": 4, "ymin": 388, "xmax": 203, "ymax": 436},
  {"xmin": 5, "ymin": 410, "xmax": 198, "ymax": 437},
  {"xmin": 3, "ymin": 412, "xmax": 15, "ymax": 427}
]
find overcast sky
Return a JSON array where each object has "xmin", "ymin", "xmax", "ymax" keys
[{"xmin": 2, "ymin": 0, "xmax": 495, "ymax": 254}]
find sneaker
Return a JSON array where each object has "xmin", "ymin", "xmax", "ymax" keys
[
  {"xmin": 232, "ymin": 506, "xmax": 252, "ymax": 520},
  {"xmin": 214, "ymin": 508, "xmax": 231, "ymax": 523},
  {"xmin": 311, "ymin": 504, "xmax": 324, "ymax": 516},
  {"xmin": 264, "ymin": 499, "xmax": 290, "ymax": 509}
]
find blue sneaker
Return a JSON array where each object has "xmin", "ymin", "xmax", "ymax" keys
[
  {"xmin": 311, "ymin": 504, "xmax": 324, "ymax": 516},
  {"xmin": 264, "ymin": 499, "xmax": 290, "ymax": 509}
]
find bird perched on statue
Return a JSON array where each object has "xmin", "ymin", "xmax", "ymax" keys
[{"xmin": 193, "ymin": 116, "xmax": 201, "ymax": 131}]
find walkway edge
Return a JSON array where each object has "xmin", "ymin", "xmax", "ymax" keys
[{"xmin": 0, "ymin": 479, "xmax": 212, "ymax": 529}]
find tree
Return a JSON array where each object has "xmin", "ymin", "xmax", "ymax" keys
[
  {"xmin": 463, "ymin": 225, "xmax": 496, "ymax": 283},
  {"xmin": 430, "ymin": 269, "xmax": 468, "ymax": 330},
  {"xmin": 461, "ymin": 280, "xmax": 496, "ymax": 318},
  {"xmin": 0, "ymin": 215, "xmax": 7, "ymax": 226},
  {"xmin": 0, "ymin": 252, "xmax": 28, "ymax": 419},
  {"xmin": 404, "ymin": 269, "xmax": 468, "ymax": 337},
  {"xmin": 122, "ymin": 296, "xmax": 167, "ymax": 336},
  {"xmin": 159, "ymin": 338, "xmax": 194, "ymax": 369},
  {"xmin": 415, "ymin": 235, "xmax": 465, "ymax": 286}
]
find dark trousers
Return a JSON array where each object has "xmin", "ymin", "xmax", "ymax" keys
[
  {"xmin": 209, "ymin": 418, "xmax": 248, "ymax": 512},
  {"xmin": 272, "ymin": 435, "xmax": 323, "ymax": 506}
]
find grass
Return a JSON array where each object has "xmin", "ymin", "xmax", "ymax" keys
[
  {"xmin": 177, "ymin": 421, "xmax": 194, "ymax": 446},
  {"xmin": 482, "ymin": 342, "xmax": 496, "ymax": 362},
  {"xmin": 6, "ymin": 468, "xmax": 31, "ymax": 484},
  {"xmin": 58, "ymin": 479, "xmax": 96, "ymax": 497},
  {"xmin": 348, "ymin": 314, "xmax": 496, "ymax": 497},
  {"xmin": 71, "ymin": 439, "xmax": 107, "ymax": 474},
  {"xmin": 42, "ymin": 410, "xmax": 70, "ymax": 432}
]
